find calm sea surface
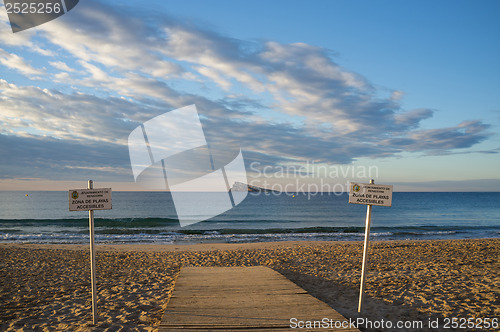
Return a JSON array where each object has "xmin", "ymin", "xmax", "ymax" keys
[{"xmin": 0, "ymin": 191, "xmax": 498, "ymax": 244}]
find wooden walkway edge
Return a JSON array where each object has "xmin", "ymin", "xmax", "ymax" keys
[{"xmin": 159, "ymin": 266, "xmax": 360, "ymax": 331}]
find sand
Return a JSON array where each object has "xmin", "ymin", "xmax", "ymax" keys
[{"xmin": 0, "ymin": 238, "xmax": 499, "ymax": 331}]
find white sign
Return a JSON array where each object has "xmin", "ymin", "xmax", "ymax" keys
[
  {"xmin": 349, "ymin": 182, "xmax": 393, "ymax": 207},
  {"xmin": 69, "ymin": 188, "xmax": 112, "ymax": 211}
]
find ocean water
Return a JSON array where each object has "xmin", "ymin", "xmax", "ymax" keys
[{"xmin": 0, "ymin": 191, "xmax": 499, "ymax": 244}]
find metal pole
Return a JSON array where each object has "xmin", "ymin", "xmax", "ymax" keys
[
  {"xmin": 88, "ymin": 180, "xmax": 97, "ymax": 325},
  {"xmin": 358, "ymin": 178, "xmax": 374, "ymax": 313}
]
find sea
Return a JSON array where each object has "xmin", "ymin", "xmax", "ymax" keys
[{"xmin": 0, "ymin": 191, "xmax": 499, "ymax": 244}]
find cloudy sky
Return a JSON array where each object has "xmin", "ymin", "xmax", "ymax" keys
[{"xmin": 1, "ymin": 0, "xmax": 499, "ymax": 191}]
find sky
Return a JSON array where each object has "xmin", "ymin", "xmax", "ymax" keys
[{"xmin": 0, "ymin": 0, "xmax": 499, "ymax": 191}]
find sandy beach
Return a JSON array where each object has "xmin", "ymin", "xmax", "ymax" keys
[{"xmin": 1, "ymin": 238, "xmax": 499, "ymax": 331}]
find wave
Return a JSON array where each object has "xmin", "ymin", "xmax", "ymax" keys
[
  {"xmin": 1, "ymin": 219, "xmax": 499, "ymax": 232},
  {"xmin": 1, "ymin": 218, "xmax": 499, "ymax": 244}
]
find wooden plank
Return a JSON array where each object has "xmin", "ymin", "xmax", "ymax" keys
[{"xmin": 159, "ymin": 266, "xmax": 359, "ymax": 331}]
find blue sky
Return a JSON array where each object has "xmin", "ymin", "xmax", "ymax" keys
[{"xmin": 0, "ymin": 0, "xmax": 499, "ymax": 191}]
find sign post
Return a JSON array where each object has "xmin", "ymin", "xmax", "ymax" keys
[
  {"xmin": 348, "ymin": 179, "xmax": 393, "ymax": 313},
  {"xmin": 68, "ymin": 181, "xmax": 112, "ymax": 325},
  {"xmin": 87, "ymin": 180, "xmax": 97, "ymax": 326}
]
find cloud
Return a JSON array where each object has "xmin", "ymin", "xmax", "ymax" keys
[
  {"xmin": 385, "ymin": 121, "xmax": 490, "ymax": 153},
  {"xmin": 0, "ymin": 10, "xmax": 54, "ymax": 56},
  {"xmin": 0, "ymin": 0, "xmax": 493, "ymax": 184},
  {"xmin": 0, "ymin": 49, "xmax": 45, "ymax": 78},
  {"xmin": 0, "ymin": 133, "xmax": 132, "ymax": 181},
  {"xmin": 34, "ymin": 2, "xmax": 185, "ymax": 82},
  {"xmin": 49, "ymin": 60, "xmax": 76, "ymax": 72},
  {"xmin": 0, "ymin": 79, "xmax": 142, "ymax": 143},
  {"xmin": 394, "ymin": 108, "xmax": 434, "ymax": 129}
]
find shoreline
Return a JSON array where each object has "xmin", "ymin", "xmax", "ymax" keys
[
  {"xmin": 1, "ymin": 237, "xmax": 498, "ymax": 251},
  {"xmin": 1, "ymin": 238, "xmax": 499, "ymax": 331}
]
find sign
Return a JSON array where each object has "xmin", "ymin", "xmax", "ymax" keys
[
  {"xmin": 69, "ymin": 188, "xmax": 112, "ymax": 211},
  {"xmin": 348, "ymin": 182, "xmax": 393, "ymax": 207},
  {"xmin": 347, "ymin": 179, "xmax": 394, "ymax": 313},
  {"xmin": 68, "ymin": 181, "xmax": 110, "ymax": 325}
]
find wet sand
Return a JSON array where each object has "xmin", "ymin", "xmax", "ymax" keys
[{"xmin": 1, "ymin": 238, "xmax": 499, "ymax": 331}]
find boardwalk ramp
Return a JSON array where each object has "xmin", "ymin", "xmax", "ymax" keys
[{"xmin": 159, "ymin": 266, "xmax": 359, "ymax": 331}]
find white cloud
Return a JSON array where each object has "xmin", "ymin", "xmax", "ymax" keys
[
  {"xmin": 49, "ymin": 61, "xmax": 76, "ymax": 72},
  {"xmin": 0, "ymin": 0, "xmax": 493, "ymax": 183},
  {"xmin": 196, "ymin": 65, "xmax": 232, "ymax": 90},
  {"xmin": 391, "ymin": 90, "xmax": 404, "ymax": 101},
  {"xmin": 78, "ymin": 60, "xmax": 112, "ymax": 82},
  {"xmin": 0, "ymin": 79, "xmax": 138, "ymax": 143},
  {"xmin": 0, "ymin": 49, "xmax": 45, "ymax": 78},
  {"xmin": 0, "ymin": 10, "xmax": 54, "ymax": 56},
  {"xmin": 34, "ymin": 3, "xmax": 184, "ymax": 85}
]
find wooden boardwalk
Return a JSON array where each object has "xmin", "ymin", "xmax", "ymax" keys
[{"xmin": 159, "ymin": 266, "xmax": 360, "ymax": 331}]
